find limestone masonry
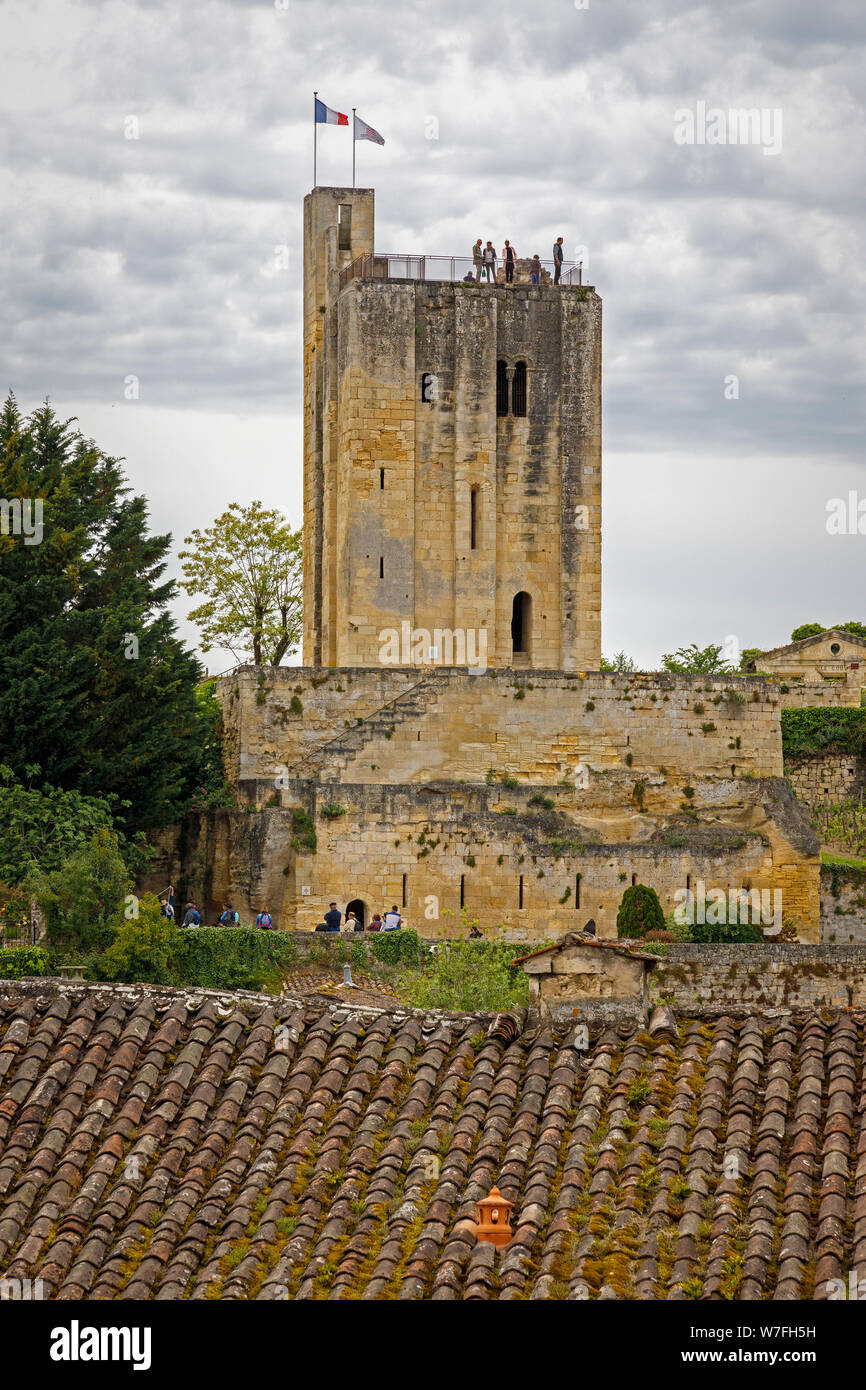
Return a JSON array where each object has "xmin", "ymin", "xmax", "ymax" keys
[{"xmin": 179, "ymin": 185, "xmax": 823, "ymax": 940}]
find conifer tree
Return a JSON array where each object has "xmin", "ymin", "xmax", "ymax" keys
[{"xmin": 0, "ymin": 395, "xmax": 206, "ymax": 830}]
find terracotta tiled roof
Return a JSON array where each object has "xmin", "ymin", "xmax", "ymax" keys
[
  {"xmin": 755, "ymin": 627, "xmax": 866, "ymax": 662},
  {"xmin": 1, "ymin": 981, "xmax": 864, "ymax": 1300}
]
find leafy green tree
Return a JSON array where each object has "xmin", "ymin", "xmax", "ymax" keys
[
  {"xmin": 660, "ymin": 643, "xmax": 736, "ymax": 675},
  {"xmin": 790, "ymin": 622, "xmax": 866, "ymax": 643},
  {"xmin": 616, "ymin": 883, "xmax": 665, "ymax": 939},
  {"xmin": 790, "ymin": 623, "xmax": 825, "ymax": 642},
  {"xmin": 35, "ymin": 828, "xmax": 132, "ymax": 953},
  {"xmin": 599, "ymin": 650, "xmax": 636, "ymax": 673},
  {"xmin": 739, "ymin": 648, "xmax": 763, "ymax": 671},
  {"xmin": 0, "ymin": 396, "xmax": 206, "ymax": 830},
  {"xmin": 179, "ymin": 501, "xmax": 302, "ymax": 666},
  {"xmin": 100, "ymin": 894, "xmax": 181, "ymax": 984},
  {"xmin": 0, "ymin": 765, "xmax": 116, "ymax": 884}
]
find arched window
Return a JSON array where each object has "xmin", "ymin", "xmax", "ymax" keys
[
  {"xmin": 511, "ymin": 591, "xmax": 532, "ymax": 655},
  {"xmin": 496, "ymin": 360, "xmax": 509, "ymax": 417},
  {"xmin": 512, "ymin": 361, "xmax": 527, "ymax": 417}
]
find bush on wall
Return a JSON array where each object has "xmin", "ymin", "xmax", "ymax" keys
[
  {"xmin": 782, "ymin": 707, "xmax": 866, "ymax": 760},
  {"xmin": 616, "ymin": 884, "xmax": 665, "ymax": 939}
]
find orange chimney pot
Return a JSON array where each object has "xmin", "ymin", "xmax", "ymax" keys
[{"xmin": 475, "ymin": 1186, "xmax": 513, "ymax": 1248}]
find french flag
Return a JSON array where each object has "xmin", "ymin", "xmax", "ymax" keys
[{"xmin": 315, "ymin": 98, "xmax": 348, "ymax": 126}]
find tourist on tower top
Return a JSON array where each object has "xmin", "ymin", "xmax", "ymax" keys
[{"xmin": 553, "ymin": 236, "xmax": 564, "ymax": 284}]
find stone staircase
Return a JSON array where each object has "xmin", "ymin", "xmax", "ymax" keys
[{"xmin": 303, "ymin": 670, "xmax": 455, "ymax": 780}]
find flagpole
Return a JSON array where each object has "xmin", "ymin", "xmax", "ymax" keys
[
  {"xmin": 352, "ymin": 107, "xmax": 356, "ymax": 189},
  {"xmin": 313, "ymin": 90, "xmax": 318, "ymax": 186}
]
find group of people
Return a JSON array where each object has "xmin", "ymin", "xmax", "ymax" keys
[
  {"xmin": 315, "ymin": 901, "xmax": 404, "ymax": 933},
  {"xmin": 467, "ymin": 236, "xmax": 566, "ymax": 286},
  {"xmin": 159, "ymin": 891, "xmax": 275, "ymax": 930}
]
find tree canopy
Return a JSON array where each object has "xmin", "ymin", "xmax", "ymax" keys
[
  {"xmin": 660, "ymin": 643, "xmax": 737, "ymax": 675},
  {"xmin": 179, "ymin": 501, "xmax": 302, "ymax": 666},
  {"xmin": 0, "ymin": 395, "xmax": 207, "ymax": 830},
  {"xmin": 791, "ymin": 621, "xmax": 866, "ymax": 643}
]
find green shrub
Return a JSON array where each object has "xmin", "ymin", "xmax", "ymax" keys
[
  {"xmin": 0, "ymin": 945, "xmax": 48, "ymax": 978},
  {"xmin": 176, "ymin": 926, "xmax": 299, "ymax": 990},
  {"xmin": 690, "ymin": 917, "xmax": 762, "ymax": 944},
  {"xmin": 320, "ymin": 803, "xmax": 347, "ymax": 819},
  {"xmin": 782, "ymin": 707, "xmax": 866, "ymax": 759},
  {"xmin": 98, "ymin": 896, "xmax": 181, "ymax": 984},
  {"xmin": 617, "ymin": 884, "xmax": 665, "ymax": 939},
  {"xmin": 397, "ymin": 939, "xmax": 528, "ymax": 1011},
  {"xmin": 290, "ymin": 808, "xmax": 317, "ymax": 853},
  {"xmin": 528, "ymin": 793, "xmax": 555, "ymax": 810},
  {"xmin": 36, "ymin": 829, "xmax": 132, "ymax": 953},
  {"xmin": 370, "ymin": 929, "xmax": 420, "ymax": 968}
]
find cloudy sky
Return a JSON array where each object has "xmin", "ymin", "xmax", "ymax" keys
[{"xmin": 2, "ymin": 0, "xmax": 865, "ymax": 670}]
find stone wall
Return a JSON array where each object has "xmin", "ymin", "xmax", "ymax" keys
[
  {"xmin": 218, "ymin": 667, "xmax": 785, "ymax": 788},
  {"xmin": 776, "ymin": 679, "xmax": 861, "ymax": 709},
  {"xmin": 785, "ymin": 754, "xmax": 866, "ymax": 806},
  {"xmin": 820, "ymin": 862, "xmax": 866, "ymax": 944},
  {"xmin": 142, "ymin": 773, "xmax": 820, "ymax": 943},
  {"xmin": 651, "ymin": 943, "xmax": 866, "ymax": 1012}
]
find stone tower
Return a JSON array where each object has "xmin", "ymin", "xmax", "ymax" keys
[{"xmin": 302, "ymin": 185, "xmax": 602, "ymax": 671}]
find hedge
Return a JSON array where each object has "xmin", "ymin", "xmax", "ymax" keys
[
  {"xmin": 781, "ymin": 707, "xmax": 866, "ymax": 760},
  {"xmin": 369, "ymin": 929, "xmax": 421, "ymax": 968},
  {"xmin": 0, "ymin": 946, "xmax": 49, "ymax": 979},
  {"xmin": 174, "ymin": 928, "xmax": 300, "ymax": 990}
]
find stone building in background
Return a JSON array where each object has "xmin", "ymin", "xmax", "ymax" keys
[{"xmin": 148, "ymin": 185, "xmax": 821, "ymax": 941}]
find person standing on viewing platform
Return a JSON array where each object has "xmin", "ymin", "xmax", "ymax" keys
[
  {"xmin": 482, "ymin": 241, "xmax": 497, "ymax": 283},
  {"xmin": 472, "ymin": 238, "xmax": 483, "ymax": 281},
  {"xmin": 553, "ymin": 236, "xmax": 564, "ymax": 284},
  {"xmin": 502, "ymin": 239, "xmax": 517, "ymax": 282}
]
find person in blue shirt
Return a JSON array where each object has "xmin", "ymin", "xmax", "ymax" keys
[
  {"xmin": 256, "ymin": 909, "xmax": 273, "ymax": 930},
  {"xmin": 323, "ymin": 903, "xmax": 342, "ymax": 932}
]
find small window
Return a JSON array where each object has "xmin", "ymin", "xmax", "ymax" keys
[
  {"xmin": 380, "ymin": 468, "xmax": 385, "ymax": 490},
  {"xmin": 496, "ymin": 360, "xmax": 509, "ymax": 417},
  {"xmin": 460, "ymin": 874, "xmax": 465, "ymax": 908},
  {"xmin": 512, "ymin": 361, "xmax": 527, "ymax": 417},
  {"xmin": 518, "ymin": 874, "xmax": 524, "ymax": 909},
  {"xmin": 575, "ymin": 874, "xmax": 581, "ymax": 909},
  {"xmin": 631, "ymin": 873, "xmax": 637, "ymax": 887},
  {"xmin": 830, "ymin": 642, "xmax": 841, "ymax": 654},
  {"xmin": 402, "ymin": 873, "xmax": 407, "ymax": 907},
  {"xmin": 379, "ymin": 556, "xmax": 384, "ymax": 578},
  {"xmin": 421, "ymin": 371, "xmax": 438, "ymax": 403},
  {"xmin": 470, "ymin": 487, "xmax": 478, "ymax": 550},
  {"xmin": 338, "ymin": 204, "xmax": 352, "ymax": 251}
]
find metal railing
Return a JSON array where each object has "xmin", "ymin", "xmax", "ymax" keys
[
  {"xmin": 0, "ymin": 918, "xmax": 39, "ymax": 949},
  {"xmin": 339, "ymin": 252, "xmax": 587, "ymax": 291}
]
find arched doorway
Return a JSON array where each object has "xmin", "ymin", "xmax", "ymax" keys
[
  {"xmin": 511, "ymin": 591, "xmax": 532, "ymax": 658},
  {"xmin": 345, "ymin": 898, "xmax": 366, "ymax": 929}
]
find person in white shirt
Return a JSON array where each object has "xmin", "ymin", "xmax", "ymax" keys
[{"xmin": 382, "ymin": 906, "xmax": 403, "ymax": 931}]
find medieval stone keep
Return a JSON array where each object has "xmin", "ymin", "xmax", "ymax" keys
[{"xmin": 189, "ymin": 185, "xmax": 822, "ymax": 941}]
